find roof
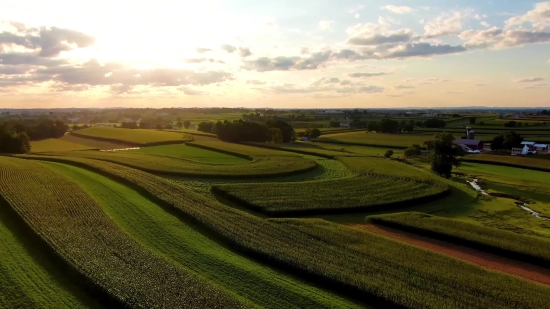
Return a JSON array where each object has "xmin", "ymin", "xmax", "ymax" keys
[
  {"xmin": 533, "ymin": 144, "xmax": 548, "ymax": 148},
  {"xmin": 521, "ymin": 141, "xmax": 536, "ymax": 145},
  {"xmin": 454, "ymin": 139, "xmax": 483, "ymax": 146}
]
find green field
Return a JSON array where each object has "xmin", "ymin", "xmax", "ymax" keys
[
  {"xmin": 215, "ymin": 158, "xmax": 448, "ymax": 215},
  {"xmin": 369, "ymin": 212, "xmax": 550, "ymax": 266},
  {"xmin": 464, "ymin": 154, "xmax": 550, "ymax": 172},
  {"xmin": 71, "ymin": 127, "xmax": 194, "ymax": 146},
  {"xmin": 129, "ymin": 144, "xmax": 248, "ymax": 164},
  {"xmin": 319, "ymin": 131, "xmax": 432, "ymax": 148},
  {"xmin": 457, "ymin": 162, "xmax": 550, "ymax": 183},
  {"xmin": 31, "ymin": 138, "xmax": 96, "ymax": 153}
]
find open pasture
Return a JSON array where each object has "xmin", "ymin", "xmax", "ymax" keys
[
  {"xmin": 0, "ymin": 157, "xmax": 243, "ymax": 308},
  {"xmin": 23, "ymin": 155, "xmax": 550, "ymax": 309},
  {"xmin": 71, "ymin": 127, "xmax": 193, "ymax": 146},
  {"xmin": 463, "ymin": 154, "xmax": 550, "ymax": 172}
]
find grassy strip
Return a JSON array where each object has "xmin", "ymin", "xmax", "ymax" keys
[
  {"xmin": 0, "ymin": 197, "xmax": 100, "ymax": 308},
  {"xmin": 314, "ymin": 139, "xmax": 410, "ymax": 149},
  {"xmin": 23, "ymin": 155, "xmax": 550, "ymax": 309},
  {"xmin": 463, "ymin": 154, "xmax": 550, "ymax": 172},
  {"xmin": 368, "ymin": 212, "xmax": 550, "ymax": 268},
  {"xmin": 71, "ymin": 127, "xmax": 194, "ymax": 146},
  {"xmin": 47, "ymin": 161, "xmax": 362, "ymax": 308},
  {"xmin": 30, "ymin": 138, "xmax": 97, "ymax": 153},
  {"xmin": 186, "ymin": 142, "xmax": 253, "ymax": 160},
  {"xmin": 130, "ymin": 144, "xmax": 249, "ymax": 164},
  {"xmin": 0, "ymin": 157, "xmax": 247, "ymax": 309}
]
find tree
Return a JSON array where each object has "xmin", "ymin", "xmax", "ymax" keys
[
  {"xmin": 424, "ymin": 118, "xmax": 446, "ymax": 128},
  {"xmin": 384, "ymin": 150, "xmax": 394, "ymax": 158},
  {"xmin": 183, "ymin": 120, "xmax": 191, "ymax": 129},
  {"xmin": 267, "ymin": 128, "xmax": 283, "ymax": 143},
  {"xmin": 379, "ymin": 119, "xmax": 399, "ymax": 133},
  {"xmin": 0, "ymin": 130, "xmax": 30, "ymax": 154},
  {"xmin": 366, "ymin": 122, "xmax": 379, "ymax": 132},
  {"xmin": 491, "ymin": 131, "xmax": 523, "ymax": 151},
  {"xmin": 424, "ymin": 132, "xmax": 464, "ymax": 178},
  {"xmin": 329, "ymin": 121, "xmax": 340, "ymax": 128},
  {"xmin": 176, "ymin": 121, "xmax": 183, "ymax": 128},
  {"xmin": 266, "ymin": 120, "xmax": 295, "ymax": 143},
  {"xmin": 155, "ymin": 124, "xmax": 164, "ymax": 130},
  {"xmin": 404, "ymin": 144, "xmax": 422, "ymax": 157},
  {"xmin": 469, "ymin": 117, "xmax": 476, "ymax": 125},
  {"xmin": 305, "ymin": 128, "xmax": 321, "ymax": 139}
]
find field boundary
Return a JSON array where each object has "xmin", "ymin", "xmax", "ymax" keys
[
  {"xmin": 241, "ymin": 142, "xmax": 337, "ymax": 159},
  {"xmin": 314, "ymin": 139, "xmax": 410, "ymax": 149},
  {"xmin": 185, "ymin": 142, "xmax": 253, "ymax": 160},
  {"xmin": 463, "ymin": 157, "xmax": 550, "ymax": 172},
  {"xmin": 368, "ymin": 216, "xmax": 550, "ymax": 268}
]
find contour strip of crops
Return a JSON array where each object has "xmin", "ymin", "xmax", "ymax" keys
[
  {"xmin": 0, "ymin": 156, "xmax": 246, "ymax": 309},
  {"xmin": 21, "ymin": 154, "xmax": 550, "ymax": 309}
]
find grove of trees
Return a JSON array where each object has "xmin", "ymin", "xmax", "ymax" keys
[
  {"xmin": 490, "ymin": 131, "xmax": 524, "ymax": 151},
  {"xmin": 0, "ymin": 119, "xmax": 69, "ymax": 153},
  {"xmin": 424, "ymin": 132, "xmax": 464, "ymax": 178},
  {"xmin": 197, "ymin": 120, "xmax": 296, "ymax": 143}
]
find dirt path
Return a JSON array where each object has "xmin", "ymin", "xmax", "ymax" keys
[{"xmin": 350, "ymin": 223, "xmax": 550, "ymax": 286}]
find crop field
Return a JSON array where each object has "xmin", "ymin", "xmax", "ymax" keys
[
  {"xmin": 319, "ymin": 131, "xmax": 432, "ymax": 148},
  {"xmin": 368, "ymin": 212, "xmax": 550, "ymax": 267},
  {"xmin": 30, "ymin": 138, "xmax": 96, "ymax": 153},
  {"xmin": 17, "ymin": 155, "xmax": 550, "ymax": 308},
  {"xmin": 71, "ymin": 127, "xmax": 194, "ymax": 146},
  {"xmin": 6, "ymin": 113, "xmax": 550, "ymax": 309},
  {"xmin": 129, "ymin": 144, "xmax": 248, "ymax": 164},
  {"xmin": 34, "ymin": 146, "xmax": 316, "ymax": 178},
  {"xmin": 46, "ymin": 161, "xmax": 360, "ymax": 308},
  {"xmin": 0, "ymin": 157, "xmax": 243, "ymax": 308},
  {"xmin": 463, "ymin": 154, "xmax": 550, "ymax": 172}
]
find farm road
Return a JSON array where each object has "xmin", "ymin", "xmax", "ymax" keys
[{"xmin": 350, "ymin": 224, "xmax": 550, "ymax": 286}]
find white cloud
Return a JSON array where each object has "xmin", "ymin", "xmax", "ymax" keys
[
  {"xmin": 381, "ymin": 5, "xmax": 415, "ymax": 14},
  {"xmin": 424, "ymin": 12, "xmax": 463, "ymax": 38},
  {"xmin": 318, "ymin": 20, "xmax": 335, "ymax": 32},
  {"xmin": 460, "ymin": 27, "xmax": 550, "ymax": 49},
  {"xmin": 515, "ymin": 77, "xmax": 544, "ymax": 83},
  {"xmin": 481, "ymin": 21, "xmax": 491, "ymax": 27},
  {"xmin": 505, "ymin": 2, "xmax": 550, "ymax": 31},
  {"xmin": 355, "ymin": 14, "xmax": 360, "ymax": 19}
]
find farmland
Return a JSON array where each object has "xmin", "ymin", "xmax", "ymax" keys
[
  {"xmin": 71, "ymin": 127, "xmax": 193, "ymax": 146},
  {"xmin": 4, "ymin": 113, "xmax": 550, "ymax": 308}
]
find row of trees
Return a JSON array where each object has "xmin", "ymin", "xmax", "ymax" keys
[
  {"xmin": 0, "ymin": 120, "xmax": 69, "ymax": 154},
  {"xmin": 490, "ymin": 131, "xmax": 523, "ymax": 151},
  {"xmin": 197, "ymin": 120, "xmax": 296, "ymax": 143}
]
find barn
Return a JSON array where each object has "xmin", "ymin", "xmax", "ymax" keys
[{"xmin": 453, "ymin": 139, "xmax": 484, "ymax": 151}]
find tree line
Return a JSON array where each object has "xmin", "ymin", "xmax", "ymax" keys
[
  {"xmin": 197, "ymin": 120, "xmax": 296, "ymax": 143},
  {"xmin": 0, "ymin": 119, "xmax": 69, "ymax": 153}
]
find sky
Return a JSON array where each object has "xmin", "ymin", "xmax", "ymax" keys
[{"xmin": 0, "ymin": 0, "xmax": 549, "ymax": 109}]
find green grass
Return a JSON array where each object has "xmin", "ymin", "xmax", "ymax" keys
[
  {"xmin": 319, "ymin": 131, "xmax": 434, "ymax": 148},
  {"xmin": 313, "ymin": 142, "xmax": 405, "ymax": 157},
  {"xmin": 464, "ymin": 154, "xmax": 550, "ymax": 172},
  {"xmin": 189, "ymin": 141, "xmax": 302, "ymax": 157},
  {"xmin": 24, "ymin": 155, "xmax": 550, "ymax": 309},
  {"xmin": 30, "ymin": 138, "xmax": 96, "ymax": 153},
  {"xmin": 129, "ymin": 144, "xmax": 248, "ymax": 164},
  {"xmin": 71, "ymin": 127, "xmax": 193, "ymax": 146},
  {"xmin": 0, "ymin": 198, "xmax": 99, "ymax": 308},
  {"xmin": 57, "ymin": 134, "xmax": 131, "ymax": 150},
  {"xmin": 457, "ymin": 162, "xmax": 550, "ymax": 183},
  {"xmin": 0, "ymin": 157, "xmax": 245, "ymax": 308},
  {"xmin": 46, "ymin": 161, "xmax": 362, "ymax": 308},
  {"xmin": 369, "ymin": 211, "xmax": 550, "ymax": 266}
]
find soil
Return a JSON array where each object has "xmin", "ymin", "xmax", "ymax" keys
[{"xmin": 349, "ymin": 223, "xmax": 550, "ymax": 286}]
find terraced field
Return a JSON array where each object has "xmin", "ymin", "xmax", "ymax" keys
[
  {"xmin": 71, "ymin": 127, "xmax": 193, "ymax": 146},
  {"xmin": 463, "ymin": 154, "xmax": 550, "ymax": 172},
  {"xmin": 31, "ymin": 138, "xmax": 96, "ymax": 153},
  {"xmin": 319, "ymin": 131, "xmax": 432, "ymax": 148},
  {"xmin": 214, "ymin": 158, "xmax": 449, "ymax": 215},
  {"xmin": 129, "ymin": 144, "xmax": 249, "ymax": 164},
  {"xmin": 16, "ymin": 155, "xmax": 550, "ymax": 309}
]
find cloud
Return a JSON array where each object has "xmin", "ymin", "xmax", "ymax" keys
[
  {"xmin": 419, "ymin": 78, "xmax": 450, "ymax": 84},
  {"xmin": 474, "ymin": 83, "xmax": 485, "ymax": 86},
  {"xmin": 246, "ymin": 80, "xmax": 266, "ymax": 85},
  {"xmin": 384, "ymin": 43, "xmax": 466, "ymax": 59},
  {"xmin": 395, "ymin": 84, "xmax": 415, "ymax": 89},
  {"xmin": 178, "ymin": 86, "xmax": 206, "ymax": 95},
  {"xmin": 357, "ymin": 85, "xmax": 384, "ymax": 93},
  {"xmin": 423, "ymin": 12, "xmax": 463, "ymax": 38},
  {"xmin": 481, "ymin": 21, "xmax": 491, "ymax": 27},
  {"xmin": 221, "ymin": 44, "xmax": 236, "ymax": 53},
  {"xmin": 402, "ymin": 91, "xmax": 416, "ymax": 95},
  {"xmin": 349, "ymin": 72, "xmax": 389, "ymax": 78},
  {"xmin": 184, "ymin": 58, "xmax": 225, "ymax": 64},
  {"xmin": 196, "ymin": 47, "xmax": 212, "ymax": 53},
  {"xmin": 515, "ymin": 77, "xmax": 544, "ymax": 83},
  {"xmin": 505, "ymin": 2, "xmax": 550, "ymax": 31},
  {"xmin": 355, "ymin": 14, "xmax": 360, "ymax": 19},
  {"xmin": 300, "ymin": 47, "xmax": 310, "ymax": 54},
  {"xmin": 318, "ymin": 20, "xmax": 335, "ymax": 32},
  {"xmin": 239, "ymin": 47, "xmax": 252, "ymax": 57},
  {"xmin": 522, "ymin": 83, "xmax": 547, "ymax": 89},
  {"xmin": 381, "ymin": 5, "xmax": 415, "ymax": 14},
  {"xmin": 0, "ymin": 25, "xmax": 94, "ymax": 57},
  {"xmin": 346, "ymin": 23, "xmax": 414, "ymax": 45}
]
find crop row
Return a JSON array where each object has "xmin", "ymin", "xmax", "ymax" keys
[
  {"xmin": 71, "ymin": 127, "xmax": 194, "ymax": 146},
  {"xmin": 23, "ymin": 155, "xmax": 550, "ymax": 309},
  {"xmin": 213, "ymin": 173, "xmax": 449, "ymax": 216},
  {"xmin": 368, "ymin": 211, "xmax": 550, "ymax": 267},
  {"xmin": 37, "ymin": 148, "xmax": 317, "ymax": 178},
  {"xmin": 0, "ymin": 157, "xmax": 245, "ymax": 308}
]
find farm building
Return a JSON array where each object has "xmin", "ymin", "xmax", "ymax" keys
[
  {"xmin": 453, "ymin": 139, "xmax": 484, "ymax": 151},
  {"xmin": 521, "ymin": 141, "xmax": 549, "ymax": 154},
  {"xmin": 340, "ymin": 122, "xmax": 351, "ymax": 128}
]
